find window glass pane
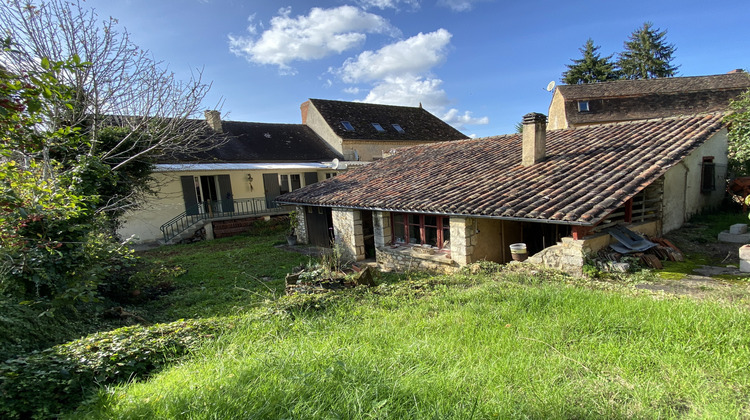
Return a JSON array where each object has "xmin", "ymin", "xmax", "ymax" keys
[
  {"xmin": 279, "ymin": 175, "xmax": 289, "ymax": 194},
  {"xmin": 393, "ymin": 222, "xmax": 405, "ymax": 243},
  {"xmin": 290, "ymin": 174, "xmax": 301, "ymax": 191},
  {"xmin": 425, "ymin": 226, "xmax": 438, "ymax": 246},
  {"xmin": 408, "ymin": 214, "xmax": 420, "ymax": 225},
  {"xmin": 424, "ymin": 215, "xmax": 437, "ymax": 227},
  {"xmin": 408, "ymin": 224, "xmax": 421, "ymax": 244}
]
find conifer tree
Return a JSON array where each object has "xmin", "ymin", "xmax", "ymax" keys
[
  {"xmin": 618, "ymin": 22, "xmax": 678, "ymax": 79},
  {"xmin": 561, "ymin": 39, "xmax": 619, "ymax": 84}
]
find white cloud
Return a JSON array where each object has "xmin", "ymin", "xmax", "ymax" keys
[
  {"xmin": 228, "ymin": 6, "xmax": 397, "ymax": 73},
  {"xmin": 441, "ymin": 108, "xmax": 490, "ymax": 127},
  {"xmin": 356, "ymin": 0, "xmax": 421, "ymax": 10},
  {"xmin": 343, "ymin": 87, "xmax": 361, "ymax": 94},
  {"xmin": 338, "ymin": 29, "xmax": 452, "ymax": 83},
  {"xmin": 437, "ymin": 0, "xmax": 489, "ymax": 12}
]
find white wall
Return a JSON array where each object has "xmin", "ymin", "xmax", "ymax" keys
[
  {"xmin": 119, "ymin": 168, "xmax": 327, "ymax": 244},
  {"xmin": 662, "ymin": 129, "xmax": 728, "ymax": 233}
]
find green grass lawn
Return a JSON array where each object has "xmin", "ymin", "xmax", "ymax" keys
[{"xmin": 72, "ymin": 266, "xmax": 750, "ymax": 419}]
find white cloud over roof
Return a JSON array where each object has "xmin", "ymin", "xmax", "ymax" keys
[
  {"xmin": 228, "ymin": 6, "xmax": 397, "ymax": 73},
  {"xmin": 356, "ymin": 0, "xmax": 421, "ymax": 10},
  {"xmin": 338, "ymin": 29, "xmax": 452, "ymax": 83}
]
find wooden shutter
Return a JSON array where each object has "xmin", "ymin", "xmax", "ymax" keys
[
  {"xmin": 218, "ymin": 174, "xmax": 234, "ymax": 213},
  {"xmin": 180, "ymin": 176, "xmax": 199, "ymax": 216}
]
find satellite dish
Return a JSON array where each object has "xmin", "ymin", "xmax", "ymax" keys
[
  {"xmin": 546, "ymin": 81, "xmax": 556, "ymax": 92},
  {"xmin": 331, "ymin": 158, "xmax": 340, "ymax": 170}
]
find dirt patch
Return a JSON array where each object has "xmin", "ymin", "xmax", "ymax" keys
[
  {"xmin": 635, "ymin": 275, "xmax": 732, "ymax": 298},
  {"xmin": 664, "ymin": 222, "xmax": 740, "ymax": 265}
]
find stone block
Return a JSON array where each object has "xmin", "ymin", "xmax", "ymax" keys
[
  {"xmin": 718, "ymin": 231, "xmax": 750, "ymax": 244},
  {"xmin": 740, "ymin": 245, "xmax": 750, "ymax": 273},
  {"xmin": 730, "ymin": 224, "xmax": 748, "ymax": 235}
]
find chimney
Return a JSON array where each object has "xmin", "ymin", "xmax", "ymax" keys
[
  {"xmin": 300, "ymin": 100, "xmax": 310, "ymax": 124},
  {"xmin": 522, "ymin": 112, "xmax": 547, "ymax": 167},
  {"xmin": 204, "ymin": 110, "xmax": 222, "ymax": 133}
]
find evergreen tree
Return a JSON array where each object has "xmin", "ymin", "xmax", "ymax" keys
[
  {"xmin": 618, "ymin": 22, "xmax": 678, "ymax": 79},
  {"xmin": 561, "ymin": 38, "xmax": 619, "ymax": 84}
]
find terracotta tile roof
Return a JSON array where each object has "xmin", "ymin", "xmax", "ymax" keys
[
  {"xmin": 278, "ymin": 114, "xmax": 726, "ymax": 226},
  {"xmin": 308, "ymin": 98, "xmax": 469, "ymax": 142},
  {"xmin": 558, "ymin": 73, "xmax": 750, "ymax": 100},
  {"xmin": 558, "ymin": 74, "xmax": 750, "ymax": 126},
  {"xmin": 169, "ymin": 121, "xmax": 341, "ymax": 163}
]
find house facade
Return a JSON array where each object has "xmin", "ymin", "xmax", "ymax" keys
[
  {"xmin": 301, "ymin": 98, "xmax": 468, "ymax": 161},
  {"xmin": 278, "ymin": 113, "xmax": 728, "ymax": 274},
  {"xmin": 548, "ymin": 71, "xmax": 750, "ymax": 130},
  {"xmin": 118, "ymin": 112, "xmax": 342, "ymax": 244}
]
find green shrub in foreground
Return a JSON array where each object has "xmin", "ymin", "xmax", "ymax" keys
[{"xmin": 0, "ymin": 317, "xmax": 230, "ymax": 419}]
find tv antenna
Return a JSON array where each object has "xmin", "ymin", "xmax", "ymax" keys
[{"xmin": 545, "ymin": 81, "xmax": 556, "ymax": 92}]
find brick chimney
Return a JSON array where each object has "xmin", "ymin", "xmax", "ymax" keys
[
  {"xmin": 204, "ymin": 110, "xmax": 222, "ymax": 133},
  {"xmin": 300, "ymin": 100, "xmax": 310, "ymax": 124},
  {"xmin": 522, "ymin": 112, "xmax": 547, "ymax": 167}
]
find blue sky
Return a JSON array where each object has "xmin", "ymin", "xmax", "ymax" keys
[{"xmin": 84, "ymin": 0, "xmax": 750, "ymax": 138}]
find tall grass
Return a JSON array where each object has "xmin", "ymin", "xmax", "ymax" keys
[{"xmin": 76, "ymin": 276, "xmax": 750, "ymax": 419}]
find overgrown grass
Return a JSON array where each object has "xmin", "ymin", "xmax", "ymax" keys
[
  {"xmin": 688, "ymin": 210, "xmax": 749, "ymax": 242},
  {"xmin": 134, "ymin": 224, "xmax": 310, "ymax": 322},
  {"xmin": 75, "ymin": 272, "xmax": 750, "ymax": 419}
]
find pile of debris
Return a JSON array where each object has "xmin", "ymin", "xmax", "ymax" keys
[
  {"xmin": 285, "ymin": 265, "xmax": 376, "ymax": 295},
  {"xmin": 597, "ymin": 225, "xmax": 684, "ymax": 270}
]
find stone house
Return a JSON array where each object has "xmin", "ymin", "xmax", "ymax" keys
[
  {"xmin": 547, "ymin": 71, "xmax": 750, "ymax": 130},
  {"xmin": 119, "ymin": 99, "xmax": 468, "ymax": 245},
  {"xmin": 277, "ymin": 112, "xmax": 728, "ymax": 274},
  {"xmin": 300, "ymin": 98, "xmax": 468, "ymax": 161}
]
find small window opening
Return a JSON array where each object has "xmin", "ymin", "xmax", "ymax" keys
[
  {"xmin": 372, "ymin": 122, "xmax": 385, "ymax": 132},
  {"xmin": 701, "ymin": 156, "xmax": 716, "ymax": 193},
  {"xmin": 341, "ymin": 121, "xmax": 354, "ymax": 131},
  {"xmin": 392, "ymin": 123, "xmax": 405, "ymax": 133},
  {"xmin": 577, "ymin": 101, "xmax": 590, "ymax": 112}
]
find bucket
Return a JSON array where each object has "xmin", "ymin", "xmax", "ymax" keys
[{"xmin": 509, "ymin": 243, "xmax": 528, "ymax": 262}]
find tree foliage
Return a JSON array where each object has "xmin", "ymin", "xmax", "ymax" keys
[
  {"xmin": 0, "ymin": 0, "xmax": 222, "ymax": 217},
  {"xmin": 0, "ymin": 43, "xmax": 135, "ymax": 306},
  {"xmin": 725, "ymin": 84, "xmax": 750, "ymax": 176},
  {"xmin": 561, "ymin": 38, "xmax": 619, "ymax": 84},
  {"xmin": 617, "ymin": 22, "xmax": 678, "ymax": 80}
]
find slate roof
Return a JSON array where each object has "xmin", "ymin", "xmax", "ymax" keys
[
  {"xmin": 277, "ymin": 114, "xmax": 726, "ymax": 226},
  {"xmin": 557, "ymin": 73, "xmax": 750, "ymax": 100},
  {"xmin": 169, "ymin": 121, "xmax": 341, "ymax": 163},
  {"xmin": 557, "ymin": 73, "xmax": 750, "ymax": 126},
  {"xmin": 308, "ymin": 98, "xmax": 469, "ymax": 142}
]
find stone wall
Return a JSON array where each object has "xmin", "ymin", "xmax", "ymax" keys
[
  {"xmin": 377, "ymin": 246, "xmax": 459, "ymax": 273},
  {"xmin": 526, "ymin": 237, "xmax": 587, "ymax": 276},
  {"xmin": 373, "ymin": 211, "xmax": 391, "ymax": 248},
  {"xmin": 449, "ymin": 217, "xmax": 477, "ymax": 265},
  {"xmin": 294, "ymin": 206, "xmax": 308, "ymax": 244},
  {"xmin": 332, "ymin": 208, "xmax": 365, "ymax": 262}
]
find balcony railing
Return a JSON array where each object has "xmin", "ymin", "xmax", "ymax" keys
[{"xmin": 160, "ymin": 198, "xmax": 289, "ymax": 243}]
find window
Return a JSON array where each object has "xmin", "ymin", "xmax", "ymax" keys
[
  {"xmin": 371, "ymin": 122, "xmax": 385, "ymax": 132},
  {"xmin": 341, "ymin": 121, "xmax": 355, "ymax": 131},
  {"xmin": 325, "ymin": 172, "xmax": 337, "ymax": 179},
  {"xmin": 392, "ymin": 123, "xmax": 405, "ymax": 133},
  {"xmin": 701, "ymin": 156, "xmax": 716, "ymax": 193},
  {"xmin": 391, "ymin": 213, "xmax": 450, "ymax": 248},
  {"xmin": 577, "ymin": 101, "xmax": 589, "ymax": 112}
]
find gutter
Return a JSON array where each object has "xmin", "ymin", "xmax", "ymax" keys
[{"xmin": 275, "ymin": 200, "xmax": 594, "ymax": 227}]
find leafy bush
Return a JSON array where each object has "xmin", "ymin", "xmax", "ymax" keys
[{"xmin": 0, "ymin": 318, "xmax": 230, "ymax": 419}]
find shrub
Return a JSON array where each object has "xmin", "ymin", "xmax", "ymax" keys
[{"xmin": 0, "ymin": 318, "xmax": 230, "ymax": 419}]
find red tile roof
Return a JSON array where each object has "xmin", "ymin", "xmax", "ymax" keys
[{"xmin": 278, "ymin": 114, "xmax": 726, "ymax": 226}]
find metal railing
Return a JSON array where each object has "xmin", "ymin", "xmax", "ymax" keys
[{"xmin": 160, "ymin": 198, "xmax": 289, "ymax": 243}]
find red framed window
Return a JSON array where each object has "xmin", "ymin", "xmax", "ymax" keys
[{"xmin": 391, "ymin": 213, "xmax": 450, "ymax": 248}]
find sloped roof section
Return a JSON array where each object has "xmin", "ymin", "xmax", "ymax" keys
[
  {"xmin": 558, "ymin": 73, "xmax": 750, "ymax": 100},
  {"xmin": 308, "ymin": 98, "xmax": 469, "ymax": 142},
  {"xmin": 278, "ymin": 114, "xmax": 726, "ymax": 226},
  {"xmin": 173, "ymin": 121, "xmax": 341, "ymax": 163},
  {"xmin": 557, "ymin": 74, "xmax": 750, "ymax": 126}
]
